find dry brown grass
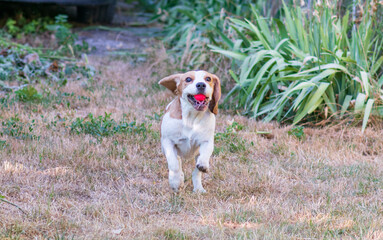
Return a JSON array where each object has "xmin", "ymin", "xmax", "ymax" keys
[{"xmin": 1, "ymin": 54, "xmax": 383, "ymax": 239}]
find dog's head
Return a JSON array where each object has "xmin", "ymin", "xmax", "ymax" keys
[{"xmin": 159, "ymin": 70, "xmax": 221, "ymax": 114}]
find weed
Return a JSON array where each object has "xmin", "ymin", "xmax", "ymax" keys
[
  {"xmin": 215, "ymin": 121, "xmax": 247, "ymax": 154},
  {"xmin": 52, "ymin": 232, "xmax": 75, "ymax": 240},
  {"xmin": 270, "ymin": 142, "xmax": 288, "ymax": 156},
  {"xmin": 5, "ymin": 19, "xmax": 20, "ymax": 37},
  {"xmin": 146, "ymin": 112, "xmax": 162, "ymax": 121},
  {"xmin": 161, "ymin": 228, "xmax": 191, "ymax": 240},
  {"xmin": 70, "ymin": 113, "xmax": 152, "ymax": 142},
  {"xmin": 220, "ymin": 206, "xmax": 259, "ymax": 224},
  {"xmin": 50, "ymin": 15, "xmax": 91, "ymax": 56},
  {"xmin": 15, "ymin": 86, "xmax": 43, "ymax": 103},
  {"xmin": 0, "ymin": 115, "xmax": 40, "ymax": 140},
  {"xmin": 41, "ymin": 90, "xmax": 91, "ymax": 109},
  {"xmin": 288, "ymin": 126, "xmax": 305, "ymax": 141},
  {"xmin": 0, "ymin": 94, "xmax": 16, "ymax": 109},
  {"xmin": 0, "ymin": 140, "xmax": 6, "ymax": 149},
  {"xmin": 164, "ymin": 194, "xmax": 185, "ymax": 214},
  {"xmin": 0, "ymin": 222, "xmax": 24, "ymax": 239},
  {"xmin": 4, "ymin": 15, "xmax": 53, "ymax": 38}
]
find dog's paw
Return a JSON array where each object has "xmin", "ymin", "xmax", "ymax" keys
[
  {"xmin": 196, "ymin": 163, "xmax": 208, "ymax": 173},
  {"xmin": 170, "ymin": 181, "xmax": 183, "ymax": 192},
  {"xmin": 193, "ymin": 187, "xmax": 206, "ymax": 193},
  {"xmin": 169, "ymin": 171, "xmax": 184, "ymax": 192}
]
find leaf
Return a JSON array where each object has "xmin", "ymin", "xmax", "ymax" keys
[
  {"xmin": 293, "ymin": 82, "xmax": 330, "ymax": 124},
  {"xmin": 209, "ymin": 45, "xmax": 247, "ymax": 60},
  {"xmin": 209, "ymin": 23, "xmax": 234, "ymax": 49},
  {"xmin": 371, "ymin": 54, "xmax": 383, "ymax": 77},
  {"xmin": 360, "ymin": 71, "xmax": 370, "ymax": 97},
  {"xmin": 355, "ymin": 93, "xmax": 366, "ymax": 113},
  {"xmin": 362, "ymin": 99, "xmax": 374, "ymax": 133},
  {"xmin": 340, "ymin": 95, "xmax": 353, "ymax": 118},
  {"xmin": 244, "ymin": 19, "xmax": 271, "ymax": 50}
]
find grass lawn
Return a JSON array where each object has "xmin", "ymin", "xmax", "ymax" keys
[{"xmin": 1, "ymin": 54, "xmax": 383, "ymax": 239}]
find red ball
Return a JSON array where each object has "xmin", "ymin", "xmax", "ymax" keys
[{"xmin": 194, "ymin": 94, "xmax": 206, "ymax": 101}]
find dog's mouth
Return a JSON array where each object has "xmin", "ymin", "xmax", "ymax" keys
[{"xmin": 187, "ymin": 94, "xmax": 209, "ymax": 111}]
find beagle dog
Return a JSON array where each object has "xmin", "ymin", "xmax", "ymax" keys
[{"xmin": 159, "ymin": 70, "xmax": 221, "ymax": 193}]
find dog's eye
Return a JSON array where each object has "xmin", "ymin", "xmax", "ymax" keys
[
  {"xmin": 185, "ymin": 77, "xmax": 192, "ymax": 82},
  {"xmin": 205, "ymin": 77, "xmax": 211, "ymax": 82}
]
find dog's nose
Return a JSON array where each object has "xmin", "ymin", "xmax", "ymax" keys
[{"xmin": 196, "ymin": 82, "xmax": 206, "ymax": 91}]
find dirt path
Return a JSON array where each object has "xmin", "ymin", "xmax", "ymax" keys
[{"xmin": 75, "ymin": 1, "xmax": 162, "ymax": 55}]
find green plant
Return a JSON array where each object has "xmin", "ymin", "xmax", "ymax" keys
[
  {"xmin": 0, "ymin": 139, "xmax": 6, "ymax": 149},
  {"xmin": 51, "ymin": 15, "xmax": 75, "ymax": 46},
  {"xmin": 45, "ymin": 15, "xmax": 90, "ymax": 57},
  {"xmin": 288, "ymin": 126, "xmax": 305, "ymax": 140},
  {"xmin": 220, "ymin": 207, "xmax": 258, "ymax": 224},
  {"xmin": 15, "ymin": 86, "xmax": 43, "ymax": 102},
  {"xmin": 70, "ymin": 113, "xmax": 151, "ymax": 141},
  {"xmin": 0, "ymin": 37, "xmax": 96, "ymax": 109},
  {"xmin": 162, "ymin": 229, "xmax": 190, "ymax": 240},
  {"xmin": 211, "ymin": 1, "xmax": 383, "ymax": 131},
  {"xmin": 215, "ymin": 121, "xmax": 247, "ymax": 154},
  {"xmin": 157, "ymin": 0, "xmax": 255, "ymax": 69},
  {"xmin": 0, "ymin": 115, "xmax": 39, "ymax": 140},
  {"xmin": 5, "ymin": 19, "xmax": 20, "ymax": 36},
  {"xmin": 4, "ymin": 15, "xmax": 54, "ymax": 38}
]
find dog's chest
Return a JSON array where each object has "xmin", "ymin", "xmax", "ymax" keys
[
  {"xmin": 175, "ymin": 125, "xmax": 203, "ymax": 158},
  {"xmin": 161, "ymin": 107, "xmax": 215, "ymax": 159}
]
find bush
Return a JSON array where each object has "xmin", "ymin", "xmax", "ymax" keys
[
  {"xmin": 211, "ymin": 2, "xmax": 383, "ymax": 131},
  {"xmin": 156, "ymin": 0, "xmax": 256, "ymax": 69}
]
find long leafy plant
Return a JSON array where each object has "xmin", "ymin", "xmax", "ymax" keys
[
  {"xmin": 210, "ymin": 1, "xmax": 383, "ymax": 131},
  {"xmin": 157, "ymin": 0, "xmax": 258, "ymax": 69}
]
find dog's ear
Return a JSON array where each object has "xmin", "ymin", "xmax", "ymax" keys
[
  {"xmin": 159, "ymin": 74, "xmax": 182, "ymax": 95},
  {"xmin": 208, "ymin": 74, "xmax": 221, "ymax": 115}
]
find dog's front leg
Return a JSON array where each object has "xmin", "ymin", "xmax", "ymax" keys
[
  {"xmin": 162, "ymin": 139, "xmax": 184, "ymax": 192},
  {"xmin": 193, "ymin": 139, "xmax": 213, "ymax": 193}
]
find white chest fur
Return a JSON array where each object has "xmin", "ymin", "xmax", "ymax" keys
[{"xmin": 161, "ymin": 105, "xmax": 215, "ymax": 159}]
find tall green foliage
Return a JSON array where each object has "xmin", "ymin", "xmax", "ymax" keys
[
  {"xmin": 211, "ymin": 2, "xmax": 383, "ymax": 131},
  {"xmin": 156, "ymin": 0, "xmax": 256, "ymax": 69}
]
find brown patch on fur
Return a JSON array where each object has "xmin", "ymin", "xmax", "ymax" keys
[
  {"xmin": 176, "ymin": 71, "xmax": 195, "ymax": 96},
  {"xmin": 159, "ymin": 73, "xmax": 182, "ymax": 94},
  {"xmin": 166, "ymin": 97, "xmax": 182, "ymax": 120},
  {"xmin": 208, "ymin": 74, "xmax": 221, "ymax": 115}
]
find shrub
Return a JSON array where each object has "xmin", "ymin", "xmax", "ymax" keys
[
  {"xmin": 211, "ymin": 2, "xmax": 383, "ymax": 131},
  {"xmin": 156, "ymin": 0, "xmax": 256, "ymax": 69}
]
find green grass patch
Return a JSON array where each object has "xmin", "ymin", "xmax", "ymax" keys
[
  {"xmin": 70, "ymin": 113, "xmax": 152, "ymax": 142},
  {"xmin": 0, "ymin": 115, "xmax": 40, "ymax": 140},
  {"xmin": 214, "ymin": 121, "xmax": 247, "ymax": 154}
]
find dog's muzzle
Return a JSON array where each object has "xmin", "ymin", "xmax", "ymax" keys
[{"xmin": 187, "ymin": 94, "xmax": 209, "ymax": 111}]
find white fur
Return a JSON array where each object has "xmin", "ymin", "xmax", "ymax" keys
[{"xmin": 161, "ymin": 71, "xmax": 216, "ymax": 193}]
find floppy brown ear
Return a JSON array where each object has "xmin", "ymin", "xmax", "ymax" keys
[
  {"xmin": 159, "ymin": 74, "xmax": 182, "ymax": 95},
  {"xmin": 208, "ymin": 74, "xmax": 221, "ymax": 115}
]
